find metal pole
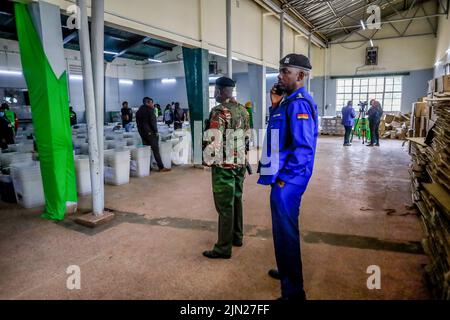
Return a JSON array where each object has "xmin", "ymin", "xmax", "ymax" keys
[
  {"xmin": 91, "ymin": 0, "xmax": 105, "ymax": 212},
  {"xmin": 226, "ymin": 0, "xmax": 232, "ymax": 78},
  {"xmin": 76, "ymin": 0, "xmax": 102, "ymax": 215},
  {"xmin": 323, "ymin": 47, "xmax": 327, "ymax": 116},
  {"xmin": 314, "ymin": 13, "xmax": 447, "ymax": 32},
  {"xmin": 280, "ymin": 11, "xmax": 285, "ymax": 59},
  {"xmin": 307, "ymin": 33, "xmax": 311, "ymax": 91}
]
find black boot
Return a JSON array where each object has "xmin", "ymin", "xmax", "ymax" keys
[
  {"xmin": 268, "ymin": 269, "xmax": 281, "ymax": 280},
  {"xmin": 202, "ymin": 250, "xmax": 231, "ymax": 259}
]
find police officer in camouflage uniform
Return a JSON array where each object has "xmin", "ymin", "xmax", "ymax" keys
[{"xmin": 203, "ymin": 76, "xmax": 250, "ymax": 259}]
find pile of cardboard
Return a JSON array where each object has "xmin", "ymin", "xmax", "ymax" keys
[
  {"xmin": 408, "ymin": 95, "xmax": 450, "ymax": 300},
  {"xmin": 320, "ymin": 116, "xmax": 345, "ymax": 135},
  {"xmin": 380, "ymin": 113, "xmax": 411, "ymax": 139}
]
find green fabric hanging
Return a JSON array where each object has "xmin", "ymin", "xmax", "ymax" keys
[{"xmin": 15, "ymin": 3, "xmax": 77, "ymax": 220}]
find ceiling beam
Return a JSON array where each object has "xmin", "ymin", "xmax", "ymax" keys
[
  {"xmin": 143, "ymin": 41, "xmax": 174, "ymax": 51},
  {"xmin": 63, "ymin": 31, "xmax": 78, "ymax": 45},
  {"xmin": 253, "ymin": 0, "xmax": 327, "ymax": 47},
  {"xmin": 330, "ymin": 31, "xmax": 435, "ymax": 44},
  {"xmin": 111, "ymin": 36, "xmax": 152, "ymax": 60},
  {"xmin": 326, "ymin": 1, "xmax": 349, "ymax": 34},
  {"xmin": 314, "ymin": 12, "xmax": 445, "ymax": 32},
  {"xmin": 314, "ymin": 0, "xmax": 383, "ymax": 31}
]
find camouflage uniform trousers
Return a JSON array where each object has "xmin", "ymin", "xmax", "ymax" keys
[{"xmin": 211, "ymin": 165, "xmax": 246, "ymax": 255}]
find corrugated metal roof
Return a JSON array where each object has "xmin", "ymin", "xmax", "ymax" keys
[{"xmin": 277, "ymin": 0, "xmax": 437, "ymax": 41}]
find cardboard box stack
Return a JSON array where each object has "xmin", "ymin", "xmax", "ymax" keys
[
  {"xmin": 381, "ymin": 113, "xmax": 410, "ymax": 139},
  {"xmin": 410, "ymin": 101, "xmax": 430, "ymax": 138},
  {"xmin": 320, "ymin": 116, "xmax": 345, "ymax": 135},
  {"xmin": 408, "ymin": 96, "xmax": 450, "ymax": 300}
]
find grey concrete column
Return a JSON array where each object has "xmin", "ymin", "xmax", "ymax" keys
[
  {"xmin": 248, "ymin": 63, "xmax": 266, "ymax": 147},
  {"xmin": 91, "ymin": 0, "xmax": 105, "ymax": 212},
  {"xmin": 77, "ymin": 0, "xmax": 102, "ymax": 215},
  {"xmin": 280, "ymin": 12, "xmax": 285, "ymax": 59},
  {"xmin": 226, "ymin": 0, "xmax": 232, "ymax": 77}
]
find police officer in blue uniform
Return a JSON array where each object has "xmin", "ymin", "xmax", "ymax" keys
[{"xmin": 257, "ymin": 53, "xmax": 318, "ymax": 300}]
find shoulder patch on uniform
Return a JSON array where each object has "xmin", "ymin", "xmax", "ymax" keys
[
  {"xmin": 296, "ymin": 93, "xmax": 304, "ymax": 99},
  {"xmin": 297, "ymin": 113, "xmax": 309, "ymax": 120}
]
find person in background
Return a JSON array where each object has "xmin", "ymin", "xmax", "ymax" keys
[
  {"xmin": 121, "ymin": 101, "xmax": 133, "ymax": 132},
  {"xmin": 341, "ymin": 101, "xmax": 355, "ymax": 146},
  {"xmin": 244, "ymin": 101, "xmax": 254, "ymax": 129},
  {"xmin": 173, "ymin": 102, "xmax": 185, "ymax": 130},
  {"xmin": 154, "ymin": 104, "xmax": 162, "ymax": 118},
  {"xmin": 0, "ymin": 106, "xmax": 15, "ymax": 149},
  {"xmin": 367, "ymin": 99, "xmax": 383, "ymax": 147},
  {"xmin": 163, "ymin": 104, "xmax": 174, "ymax": 126},
  {"xmin": 136, "ymin": 97, "xmax": 170, "ymax": 172},
  {"xmin": 69, "ymin": 106, "xmax": 77, "ymax": 126},
  {"xmin": 1, "ymin": 103, "xmax": 18, "ymax": 135}
]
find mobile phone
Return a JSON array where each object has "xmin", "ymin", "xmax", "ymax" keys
[{"xmin": 273, "ymin": 83, "xmax": 285, "ymax": 96}]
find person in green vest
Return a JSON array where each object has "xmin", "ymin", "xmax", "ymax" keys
[
  {"xmin": 1, "ymin": 103, "xmax": 17, "ymax": 135},
  {"xmin": 244, "ymin": 101, "xmax": 254, "ymax": 129}
]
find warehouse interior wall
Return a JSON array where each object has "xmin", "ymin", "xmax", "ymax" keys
[
  {"xmin": 434, "ymin": 15, "xmax": 450, "ymax": 77},
  {"xmin": 44, "ymin": 0, "xmax": 320, "ymax": 69},
  {"xmin": 1, "ymin": 0, "xmax": 445, "ymax": 119}
]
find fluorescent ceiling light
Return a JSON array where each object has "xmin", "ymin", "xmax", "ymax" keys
[
  {"xmin": 161, "ymin": 78, "xmax": 176, "ymax": 84},
  {"xmin": 148, "ymin": 58, "xmax": 162, "ymax": 63},
  {"xmin": 210, "ymin": 51, "xmax": 226, "ymax": 58},
  {"xmin": 266, "ymin": 73, "xmax": 278, "ymax": 78},
  {"xmin": 210, "ymin": 51, "xmax": 240, "ymax": 61},
  {"xmin": 104, "ymin": 50, "xmax": 118, "ymax": 55},
  {"xmin": 209, "ymin": 76, "xmax": 219, "ymax": 81},
  {"xmin": 119, "ymin": 79, "xmax": 133, "ymax": 85},
  {"xmin": 360, "ymin": 20, "xmax": 366, "ymax": 30},
  {"xmin": 0, "ymin": 70, "xmax": 22, "ymax": 76},
  {"xmin": 69, "ymin": 74, "xmax": 83, "ymax": 81},
  {"xmin": 370, "ymin": 39, "xmax": 374, "ymax": 47}
]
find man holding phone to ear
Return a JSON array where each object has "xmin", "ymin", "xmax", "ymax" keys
[{"xmin": 257, "ymin": 54, "xmax": 319, "ymax": 300}]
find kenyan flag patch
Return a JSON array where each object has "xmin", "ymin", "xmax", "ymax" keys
[{"xmin": 297, "ymin": 113, "xmax": 309, "ymax": 120}]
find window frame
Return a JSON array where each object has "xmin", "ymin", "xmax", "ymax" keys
[{"xmin": 335, "ymin": 76, "xmax": 402, "ymax": 112}]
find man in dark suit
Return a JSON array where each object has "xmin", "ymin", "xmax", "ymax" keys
[{"xmin": 136, "ymin": 97, "xmax": 170, "ymax": 172}]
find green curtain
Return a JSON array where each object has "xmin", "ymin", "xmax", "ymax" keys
[{"xmin": 15, "ymin": 3, "xmax": 77, "ymax": 220}]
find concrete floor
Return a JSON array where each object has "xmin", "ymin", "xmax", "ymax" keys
[{"xmin": 0, "ymin": 136, "xmax": 431, "ymax": 300}]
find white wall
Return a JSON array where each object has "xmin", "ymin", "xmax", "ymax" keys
[
  {"xmin": 44, "ymin": 0, "xmax": 322, "ymax": 68},
  {"xmin": 326, "ymin": 35, "xmax": 436, "ymax": 76},
  {"xmin": 435, "ymin": 15, "xmax": 450, "ymax": 76}
]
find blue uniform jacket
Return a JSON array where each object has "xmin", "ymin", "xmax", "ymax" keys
[
  {"xmin": 341, "ymin": 105, "xmax": 356, "ymax": 127},
  {"xmin": 257, "ymin": 86, "xmax": 319, "ymax": 187}
]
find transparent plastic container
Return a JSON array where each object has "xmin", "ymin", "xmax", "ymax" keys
[
  {"xmin": 10, "ymin": 162, "xmax": 44, "ymax": 208},
  {"xmin": 74, "ymin": 155, "xmax": 91, "ymax": 195}
]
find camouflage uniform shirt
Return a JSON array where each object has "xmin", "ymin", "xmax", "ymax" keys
[{"xmin": 204, "ymin": 99, "xmax": 250, "ymax": 169}]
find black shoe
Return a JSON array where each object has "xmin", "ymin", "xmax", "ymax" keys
[
  {"xmin": 202, "ymin": 250, "xmax": 231, "ymax": 259},
  {"xmin": 277, "ymin": 291, "xmax": 307, "ymax": 301},
  {"xmin": 232, "ymin": 240, "xmax": 243, "ymax": 247},
  {"xmin": 374, "ymin": 143, "xmax": 380, "ymax": 147},
  {"xmin": 366, "ymin": 144, "xmax": 374, "ymax": 147},
  {"xmin": 268, "ymin": 269, "xmax": 281, "ymax": 280}
]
